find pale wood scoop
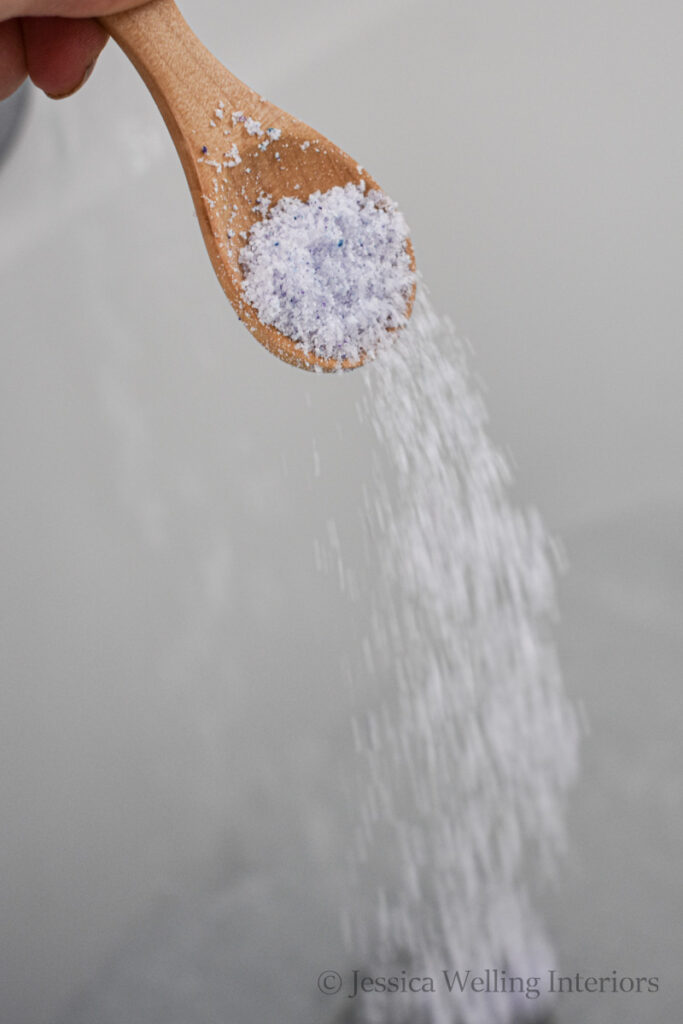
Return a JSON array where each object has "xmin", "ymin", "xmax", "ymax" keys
[{"xmin": 100, "ymin": 0, "xmax": 416, "ymax": 372}]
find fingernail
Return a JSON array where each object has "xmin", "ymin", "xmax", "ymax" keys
[{"xmin": 45, "ymin": 59, "xmax": 96, "ymax": 101}]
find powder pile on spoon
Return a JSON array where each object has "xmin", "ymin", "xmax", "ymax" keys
[{"xmin": 238, "ymin": 182, "xmax": 415, "ymax": 364}]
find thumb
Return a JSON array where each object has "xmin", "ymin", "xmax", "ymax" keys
[{"xmin": 1, "ymin": 1, "xmax": 149, "ymax": 20}]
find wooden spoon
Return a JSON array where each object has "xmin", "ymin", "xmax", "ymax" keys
[{"xmin": 99, "ymin": 0, "xmax": 416, "ymax": 372}]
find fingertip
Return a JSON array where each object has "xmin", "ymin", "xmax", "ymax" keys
[
  {"xmin": 21, "ymin": 16, "xmax": 108, "ymax": 100},
  {"xmin": 0, "ymin": 19, "xmax": 28, "ymax": 101}
]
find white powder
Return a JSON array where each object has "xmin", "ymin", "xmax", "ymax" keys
[
  {"xmin": 244, "ymin": 116, "xmax": 264, "ymax": 136},
  {"xmin": 224, "ymin": 143, "xmax": 241, "ymax": 168},
  {"xmin": 239, "ymin": 182, "xmax": 415, "ymax": 363},
  {"xmin": 252, "ymin": 193, "xmax": 272, "ymax": 217},
  {"xmin": 339, "ymin": 288, "xmax": 580, "ymax": 1023}
]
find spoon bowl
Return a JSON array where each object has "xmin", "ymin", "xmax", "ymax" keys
[{"xmin": 100, "ymin": 0, "xmax": 416, "ymax": 372}]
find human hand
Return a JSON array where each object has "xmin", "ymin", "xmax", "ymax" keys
[{"xmin": 0, "ymin": 0, "xmax": 148, "ymax": 101}]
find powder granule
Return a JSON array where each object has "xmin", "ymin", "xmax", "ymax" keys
[{"xmin": 238, "ymin": 182, "xmax": 415, "ymax": 363}]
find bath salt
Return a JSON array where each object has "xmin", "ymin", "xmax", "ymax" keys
[
  {"xmin": 335, "ymin": 288, "xmax": 580, "ymax": 1024},
  {"xmin": 238, "ymin": 182, "xmax": 415, "ymax": 363}
]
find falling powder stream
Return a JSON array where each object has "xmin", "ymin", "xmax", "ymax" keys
[{"xmin": 339, "ymin": 287, "xmax": 581, "ymax": 1024}]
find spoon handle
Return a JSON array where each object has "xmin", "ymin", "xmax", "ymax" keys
[{"xmin": 99, "ymin": 1, "xmax": 247, "ymax": 146}]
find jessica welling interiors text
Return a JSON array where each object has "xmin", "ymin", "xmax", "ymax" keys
[{"xmin": 317, "ymin": 968, "xmax": 660, "ymax": 1001}]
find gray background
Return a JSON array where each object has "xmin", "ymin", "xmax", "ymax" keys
[{"xmin": 1, "ymin": 1, "xmax": 681, "ymax": 1022}]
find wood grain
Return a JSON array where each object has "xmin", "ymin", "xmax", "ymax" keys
[{"xmin": 100, "ymin": 0, "xmax": 415, "ymax": 372}]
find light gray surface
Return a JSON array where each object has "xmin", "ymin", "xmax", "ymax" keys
[
  {"xmin": 1, "ymin": 2, "xmax": 681, "ymax": 1022},
  {"xmin": 0, "ymin": 86, "xmax": 29, "ymax": 166}
]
